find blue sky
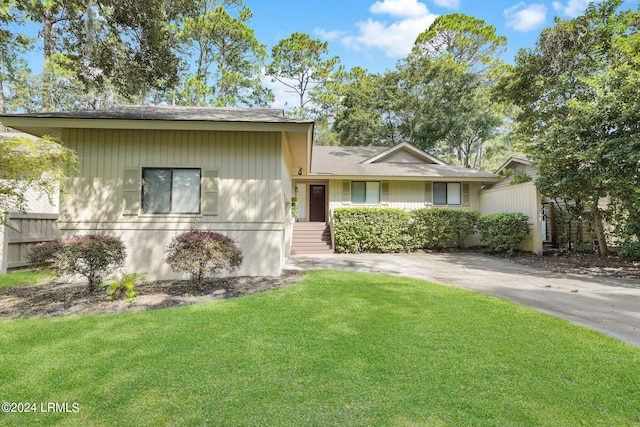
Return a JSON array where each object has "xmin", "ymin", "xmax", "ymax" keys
[
  {"xmin": 245, "ymin": 0, "xmax": 639, "ymax": 107},
  {"xmin": 248, "ymin": 0, "xmax": 639, "ymax": 74},
  {"xmin": 11, "ymin": 0, "xmax": 640, "ymax": 109}
]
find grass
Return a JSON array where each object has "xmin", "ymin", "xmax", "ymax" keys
[
  {"xmin": 1, "ymin": 270, "xmax": 639, "ymax": 426},
  {"xmin": 0, "ymin": 269, "xmax": 55, "ymax": 290}
]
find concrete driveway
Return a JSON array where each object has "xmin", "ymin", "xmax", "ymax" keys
[{"xmin": 286, "ymin": 253, "xmax": 640, "ymax": 348}]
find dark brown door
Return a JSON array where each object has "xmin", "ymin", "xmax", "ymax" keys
[{"xmin": 309, "ymin": 185, "xmax": 326, "ymax": 222}]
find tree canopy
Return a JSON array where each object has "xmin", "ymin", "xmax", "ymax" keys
[
  {"xmin": 497, "ymin": 0, "xmax": 640, "ymax": 255},
  {"xmin": 0, "ymin": 135, "xmax": 77, "ymax": 226}
]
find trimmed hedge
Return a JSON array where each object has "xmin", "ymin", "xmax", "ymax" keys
[
  {"xmin": 333, "ymin": 207, "xmax": 531, "ymax": 255},
  {"xmin": 478, "ymin": 212, "xmax": 531, "ymax": 254},
  {"xmin": 333, "ymin": 208, "xmax": 411, "ymax": 253},
  {"xmin": 410, "ymin": 208, "xmax": 480, "ymax": 249}
]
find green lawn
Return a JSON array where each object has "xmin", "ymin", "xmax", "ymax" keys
[
  {"xmin": 1, "ymin": 270, "xmax": 639, "ymax": 426},
  {"xmin": 0, "ymin": 269, "xmax": 55, "ymax": 290}
]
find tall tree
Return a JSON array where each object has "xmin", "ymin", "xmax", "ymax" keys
[
  {"xmin": 266, "ymin": 32, "xmax": 339, "ymax": 119},
  {"xmin": 333, "ymin": 67, "xmax": 396, "ymax": 146},
  {"xmin": 23, "ymin": 0, "xmax": 191, "ymax": 109},
  {"xmin": 176, "ymin": 1, "xmax": 272, "ymax": 106},
  {"xmin": 0, "ymin": 1, "xmax": 32, "ymax": 113},
  {"xmin": 497, "ymin": 0, "xmax": 640, "ymax": 256},
  {"xmin": 410, "ymin": 14, "xmax": 507, "ymax": 166},
  {"xmin": 413, "ymin": 13, "xmax": 507, "ymax": 79}
]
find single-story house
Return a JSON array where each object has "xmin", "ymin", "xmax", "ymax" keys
[
  {"xmin": 1, "ymin": 106, "xmax": 521, "ymax": 278},
  {"xmin": 1, "ymin": 107, "xmax": 313, "ymax": 278}
]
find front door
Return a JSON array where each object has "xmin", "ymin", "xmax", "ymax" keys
[{"xmin": 309, "ymin": 185, "xmax": 326, "ymax": 222}]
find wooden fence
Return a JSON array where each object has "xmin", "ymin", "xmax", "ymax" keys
[{"xmin": 1, "ymin": 213, "xmax": 59, "ymax": 274}]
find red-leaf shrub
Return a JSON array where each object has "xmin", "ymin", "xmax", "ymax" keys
[
  {"xmin": 27, "ymin": 234, "xmax": 126, "ymax": 291},
  {"xmin": 165, "ymin": 230, "xmax": 243, "ymax": 285}
]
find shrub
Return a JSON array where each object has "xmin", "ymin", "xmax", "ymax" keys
[
  {"xmin": 478, "ymin": 212, "xmax": 531, "ymax": 254},
  {"xmin": 333, "ymin": 208, "xmax": 411, "ymax": 253},
  {"xmin": 165, "ymin": 230, "xmax": 243, "ymax": 286},
  {"xmin": 27, "ymin": 234, "xmax": 126, "ymax": 291},
  {"xmin": 100, "ymin": 272, "xmax": 146, "ymax": 303},
  {"xmin": 26, "ymin": 239, "xmax": 64, "ymax": 268},
  {"xmin": 410, "ymin": 209, "xmax": 480, "ymax": 249}
]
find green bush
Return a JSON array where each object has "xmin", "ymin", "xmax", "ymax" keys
[
  {"xmin": 410, "ymin": 209, "xmax": 480, "ymax": 249},
  {"xmin": 333, "ymin": 208, "xmax": 411, "ymax": 253},
  {"xmin": 165, "ymin": 230, "xmax": 243, "ymax": 286},
  {"xmin": 27, "ymin": 234, "xmax": 127, "ymax": 291},
  {"xmin": 478, "ymin": 212, "xmax": 531, "ymax": 254},
  {"xmin": 100, "ymin": 272, "xmax": 146, "ymax": 303}
]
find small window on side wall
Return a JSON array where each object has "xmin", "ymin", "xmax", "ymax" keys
[
  {"xmin": 142, "ymin": 168, "xmax": 201, "ymax": 214},
  {"xmin": 351, "ymin": 181, "xmax": 380, "ymax": 204},
  {"xmin": 433, "ymin": 182, "xmax": 461, "ymax": 206}
]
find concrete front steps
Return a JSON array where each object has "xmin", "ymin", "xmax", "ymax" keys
[{"xmin": 292, "ymin": 222, "xmax": 333, "ymax": 255}]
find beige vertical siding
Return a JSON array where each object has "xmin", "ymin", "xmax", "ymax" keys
[
  {"xmin": 328, "ymin": 180, "xmax": 482, "ymax": 212},
  {"xmin": 480, "ymin": 182, "xmax": 542, "ymax": 255},
  {"xmin": 59, "ymin": 128, "xmax": 287, "ymax": 278}
]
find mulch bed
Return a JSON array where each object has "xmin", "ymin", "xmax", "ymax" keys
[{"xmin": 0, "ymin": 270, "xmax": 304, "ymax": 319}]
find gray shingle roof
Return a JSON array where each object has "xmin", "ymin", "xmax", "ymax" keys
[
  {"xmin": 1, "ymin": 106, "xmax": 311, "ymax": 124},
  {"xmin": 311, "ymin": 145, "xmax": 496, "ymax": 179}
]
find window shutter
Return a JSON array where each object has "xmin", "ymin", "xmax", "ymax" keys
[
  {"xmin": 123, "ymin": 167, "xmax": 140, "ymax": 215},
  {"xmin": 342, "ymin": 181, "xmax": 351, "ymax": 205},
  {"xmin": 424, "ymin": 182, "xmax": 433, "ymax": 206},
  {"xmin": 381, "ymin": 181, "xmax": 390, "ymax": 205},
  {"xmin": 462, "ymin": 183, "xmax": 471, "ymax": 206},
  {"xmin": 202, "ymin": 169, "xmax": 219, "ymax": 216}
]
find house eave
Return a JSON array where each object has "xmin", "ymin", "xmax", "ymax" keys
[
  {"xmin": 0, "ymin": 116, "xmax": 313, "ymax": 139},
  {"xmin": 303, "ymin": 174, "xmax": 500, "ymax": 183}
]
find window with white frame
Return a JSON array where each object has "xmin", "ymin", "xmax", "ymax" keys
[
  {"xmin": 142, "ymin": 168, "xmax": 201, "ymax": 214},
  {"xmin": 433, "ymin": 182, "xmax": 461, "ymax": 205},
  {"xmin": 351, "ymin": 181, "xmax": 380, "ymax": 204}
]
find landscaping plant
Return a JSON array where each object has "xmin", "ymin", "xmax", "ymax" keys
[
  {"xmin": 410, "ymin": 208, "xmax": 480, "ymax": 249},
  {"xmin": 100, "ymin": 272, "xmax": 146, "ymax": 302},
  {"xmin": 27, "ymin": 234, "xmax": 126, "ymax": 291},
  {"xmin": 165, "ymin": 230, "xmax": 243, "ymax": 286},
  {"xmin": 333, "ymin": 207, "xmax": 411, "ymax": 253},
  {"xmin": 479, "ymin": 212, "xmax": 531, "ymax": 254}
]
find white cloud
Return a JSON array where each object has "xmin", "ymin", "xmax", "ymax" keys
[
  {"xmin": 314, "ymin": 28, "xmax": 346, "ymax": 41},
  {"xmin": 431, "ymin": 0, "xmax": 459, "ymax": 9},
  {"xmin": 504, "ymin": 3, "xmax": 547, "ymax": 32},
  {"xmin": 261, "ymin": 74, "xmax": 300, "ymax": 111},
  {"xmin": 370, "ymin": 0, "xmax": 430, "ymax": 18},
  {"xmin": 551, "ymin": 0, "xmax": 593, "ymax": 18},
  {"xmin": 334, "ymin": 1, "xmax": 437, "ymax": 58},
  {"xmin": 342, "ymin": 14, "xmax": 437, "ymax": 58}
]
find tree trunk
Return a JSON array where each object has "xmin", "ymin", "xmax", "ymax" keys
[
  {"xmin": 42, "ymin": 14, "xmax": 55, "ymax": 111},
  {"xmin": 591, "ymin": 202, "xmax": 608, "ymax": 257},
  {"xmin": 0, "ymin": 51, "xmax": 5, "ymax": 114}
]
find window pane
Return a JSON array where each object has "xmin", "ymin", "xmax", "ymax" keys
[
  {"xmin": 433, "ymin": 182, "xmax": 447, "ymax": 205},
  {"xmin": 351, "ymin": 182, "xmax": 366, "ymax": 203},
  {"xmin": 366, "ymin": 182, "xmax": 380, "ymax": 204},
  {"xmin": 448, "ymin": 183, "xmax": 461, "ymax": 205},
  {"xmin": 172, "ymin": 169, "xmax": 201, "ymax": 213},
  {"xmin": 142, "ymin": 169, "xmax": 171, "ymax": 213}
]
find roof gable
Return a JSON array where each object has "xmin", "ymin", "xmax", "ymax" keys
[
  {"xmin": 362, "ymin": 142, "xmax": 446, "ymax": 165},
  {"xmin": 311, "ymin": 144, "xmax": 497, "ymax": 181},
  {"xmin": 494, "ymin": 156, "xmax": 531, "ymax": 175}
]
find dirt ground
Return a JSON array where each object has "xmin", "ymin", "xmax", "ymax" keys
[
  {"xmin": 499, "ymin": 251, "xmax": 640, "ymax": 280},
  {"xmin": 1, "ymin": 251, "xmax": 638, "ymax": 319},
  {"xmin": 0, "ymin": 270, "xmax": 304, "ymax": 319}
]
